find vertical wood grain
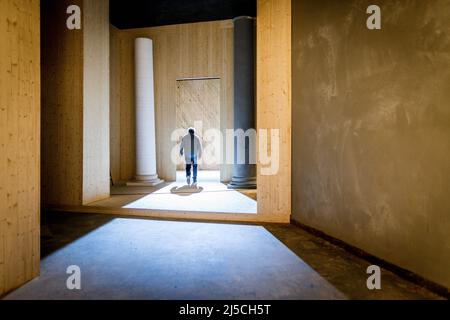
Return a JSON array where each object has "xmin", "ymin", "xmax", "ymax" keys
[
  {"xmin": 41, "ymin": 0, "xmax": 84, "ymax": 206},
  {"xmin": 110, "ymin": 25, "xmax": 121, "ymax": 186},
  {"xmin": 176, "ymin": 79, "xmax": 221, "ymax": 171},
  {"xmin": 110, "ymin": 20, "xmax": 234, "ymax": 183},
  {"xmin": 256, "ymin": 0, "xmax": 291, "ymax": 221},
  {"xmin": 42, "ymin": 0, "xmax": 110, "ymax": 206},
  {"xmin": 0, "ymin": 0, "xmax": 40, "ymax": 296},
  {"xmin": 82, "ymin": 0, "xmax": 110, "ymax": 204}
]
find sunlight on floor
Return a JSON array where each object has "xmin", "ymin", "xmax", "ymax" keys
[
  {"xmin": 122, "ymin": 171, "xmax": 257, "ymax": 214},
  {"xmin": 5, "ymin": 218, "xmax": 345, "ymax": 300}
]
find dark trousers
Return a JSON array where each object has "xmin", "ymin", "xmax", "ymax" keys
[{"xmin": 186, "ymin": 158, "xmax": 198, "ymax": 179}]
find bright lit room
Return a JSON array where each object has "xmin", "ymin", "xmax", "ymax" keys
[{"xmin": 88, "ymin": 10, "xmax": 259, "ymax": 217}]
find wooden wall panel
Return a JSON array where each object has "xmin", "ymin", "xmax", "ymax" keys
[
  {"xmin": 256, "ymin": 0, "xmax": 291, "ymax": 221},
  {"xmin": 110, "ymin": 26, "xmax": 136, "ymax": 183},
  {"xmin": 176, "ymin": 79, "xmax": 221, "ymax": 170},
  {"xmin": 119, "ymin": 31, "xmax": 136, "ymax": 182},
  {"xmin": 110, "ymin": 20, "xmax": 234, "ymax": 183},
  {"xmin": 42, "ymin": 0, "xmax": 110, "ymax": 207},
  {"xmin": 0, "ymin": 0, "xmax": 40, "ymax": 296},
  {"xmin": 83, "ymin": 0, "xmax": 110, "ymax": 204},
  {"xmin": 110, "ymin": 26, "xmax": 120, "ymax": 186},
  {"xmin": 41, "ymin": 0, "xmax": 84, "ymax": 206}
]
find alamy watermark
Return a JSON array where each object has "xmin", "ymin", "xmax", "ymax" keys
[
  {"xmin": 367, "ymin": 265, "xmax": 382, "ymax": 290},
  {"xmin": 66, "ymin": 265, "xmax": 81, "ymax": 290},
  {"xmin": 66, "ymin": 5, "xmax": 81, "ymax": 30},
  {"xmin": 367, "ymin": 5, "xmax": 382, "ymax": 30},
  {"xmin": 172, "ymin": 121, "xmax": 280, "ymax": 176},
  {"xmin": 66, "ymin": 4, "xmax": 381, "ymax": 31}
]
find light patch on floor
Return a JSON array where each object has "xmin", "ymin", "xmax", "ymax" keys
[
  {"xmin": 122, "ymin": 171, "xmax": 257, "ymax": 214},
  {"xmin": 5, "ymin": 218, "xmax": 345, "ymax": 300}
]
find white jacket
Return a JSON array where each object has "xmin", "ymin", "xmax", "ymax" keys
[{"xmin": 180, "ymin": 134, "xmax": 203, "ymax": 163}]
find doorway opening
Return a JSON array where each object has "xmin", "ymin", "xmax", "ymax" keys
[
  {"xmin": 176, "ymin": 78, "xmax": 221, "ymax": 182},
  {"xmin": 114, "ymin": 77, "xmax": 256, "ymax": 214}
]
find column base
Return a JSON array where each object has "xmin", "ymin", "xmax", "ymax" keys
[
  {"xmin": 227, "ymin": 176, "xmax": 257, "ymax": 190},
  {"xmin": 126, "ymin": 174, "xmax": 164, "ymax": 187}
]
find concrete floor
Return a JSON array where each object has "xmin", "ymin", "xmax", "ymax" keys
[
  {"xmin": 92, "ymin": 171, "xmax": 257, "ymax": 214},
  {"xmin": 4, "ymin": 212, "xmax": 442, "ymax": 300}
]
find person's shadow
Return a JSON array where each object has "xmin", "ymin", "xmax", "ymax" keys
[{"xmin": 170, "ymin": 184, "xmax": 204, "ymax": 196}]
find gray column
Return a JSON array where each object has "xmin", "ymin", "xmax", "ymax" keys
[{"xmin": 228, "ymin": 16, "xmax": 256, "ymax": 190}]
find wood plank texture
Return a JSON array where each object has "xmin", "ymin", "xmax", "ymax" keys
[
  {"xmin": 42, "ymin": 0, "xmax": 110, "ymax": 206},
  {"xmin": 176, "ymin": 79, "xmax": 221, "ymax": 170},
  {"xmin": 82, "ymin": 0, "xmax": 110, "ymax": 204},
  {"xmin": 110, "ymin": 20, "xmax": 234, "ymax": 183},
  {"xmin": 256, "ymin": 0, "xmax": 291, "ymax": 220},
  {"xmin": 41, "ymin": 0, "xmax": 84, "ymax": 206},
  {"xmin": 0, "ymin": 0, "xmax": 40, "ymax": 296}
]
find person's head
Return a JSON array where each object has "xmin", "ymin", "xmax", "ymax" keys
[{"xmin": 188, "ymin": 127, "xmax": 195, "ymax": 135}]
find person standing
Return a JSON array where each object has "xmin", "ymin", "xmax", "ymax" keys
[{"xmin": 180, "ymin": 128, "xmax": 203, "ymax": 185}]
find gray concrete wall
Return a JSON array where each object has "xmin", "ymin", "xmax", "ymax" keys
[{"xmin": 292, "ymin": 0, "xmax": 450, "ymax": 289}]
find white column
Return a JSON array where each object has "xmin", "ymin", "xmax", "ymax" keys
[{"xmin": 127, "ymin": 38, "xmax": 163, "ymax": 186}]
